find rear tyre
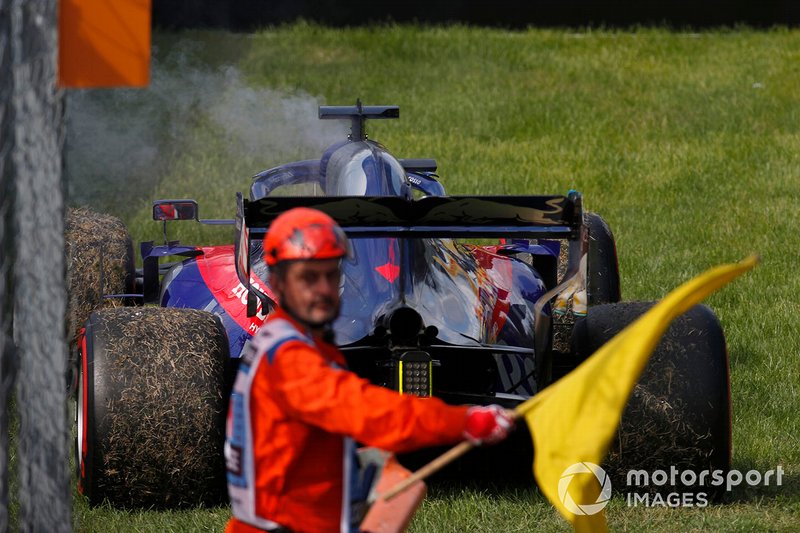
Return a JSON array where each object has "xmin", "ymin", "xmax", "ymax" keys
[
  {"xmin": 65, "ymin": 207, "xmax": 135, "ymax": 392},
  {"xmin": 77, "ymin": 307, "xmax": 230, "ymax": 508},
  {"xmin": 570, "ymin": 302, "xmax": 731, "ymax": 492}
]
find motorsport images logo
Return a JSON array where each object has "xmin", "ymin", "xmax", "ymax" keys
[
  {"xmin": 558, "ymin": 462, "xmax": 613, "ymax": 515},
  {"xmin": 560, "ymin": 462, "xmax": 785, "ymax": 511}
]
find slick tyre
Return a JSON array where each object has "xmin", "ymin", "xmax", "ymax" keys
[
  {"xmin": 65, "ymin": 208, "xmax": 135, "ymax": 392},
  {"xmin": 570, "ymin": 302, "xmax": 731, "ymax": 493},
  {"xmin": 77, "ymin": 307, "xmax": 230, "ymax": 508},
  {"xmin": 584, "ymin": 213, "xmax": 621, "ymax": 306}
]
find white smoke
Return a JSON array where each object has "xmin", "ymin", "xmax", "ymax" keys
[
  {"xmin": 65, "ymin": 50, "xmax": 345, "ymax": 211},
  {"xmin": 208, "ymin": 67, "xmax": 342, "ymax": 156}
]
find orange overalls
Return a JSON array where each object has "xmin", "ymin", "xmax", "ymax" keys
[{"xmin": 225, "ymin": 308, "xmax": 469, "ymax": 533}]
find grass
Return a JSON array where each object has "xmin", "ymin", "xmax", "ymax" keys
[{"xmin": 65, "ymin": 24, "xmax": 800, "ymax": 531}]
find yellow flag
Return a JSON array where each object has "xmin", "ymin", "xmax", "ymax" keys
[{"xmin": 518, "ymin": 255, "xmax": 758, "ymax": 532}]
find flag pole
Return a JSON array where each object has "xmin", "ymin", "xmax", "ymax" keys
[
  {"xmin": 380, "ymin": 441, "xmax": 473, "ymax": 501},
  {"xmin": 381, "ymin": 409, "xmax": 524, "ymax": 502}
]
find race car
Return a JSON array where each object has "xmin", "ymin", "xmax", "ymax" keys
[{"xmin": 68, "ymin": 103, "xmax": 731, "ymax": 508}]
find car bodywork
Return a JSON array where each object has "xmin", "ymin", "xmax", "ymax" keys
[{"xmin": 147, "ymin": 103, "xmax": 587, "ymax": 404}]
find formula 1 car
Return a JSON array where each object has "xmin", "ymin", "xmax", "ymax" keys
[{"xmin": 68, "ymin": 103, "xmax": 731, "ymax": 508}]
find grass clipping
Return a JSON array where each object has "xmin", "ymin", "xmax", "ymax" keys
[
  {"xmin": 93, "ymin": 307, "xmax": 229, "ymax": 508},
  {"xmin": 65, "ymin": 207, "xmax": 133, "ymax": 344}
]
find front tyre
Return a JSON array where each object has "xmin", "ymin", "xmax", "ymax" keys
[{"xmin": 65, "ymin": 208, "xmax": 135, "ymax": 395}]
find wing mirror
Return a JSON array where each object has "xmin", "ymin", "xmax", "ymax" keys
[{"xmin": 152, "ymin": 200, "xmax": 198, "ymax": 221}]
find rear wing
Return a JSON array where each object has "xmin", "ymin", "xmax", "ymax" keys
[
  {"xmin": 235, "ymin": 192, "xmax": 583, "ymax": 316},
  {"xmin": 245, "ymin": 193, "xmax": 582, "ymax": 239}
]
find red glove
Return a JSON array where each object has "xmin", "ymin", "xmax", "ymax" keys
[{"xmin": 463, "ymin": 405, "xmax": 515, "ymax": 446}]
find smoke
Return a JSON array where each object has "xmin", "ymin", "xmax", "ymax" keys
[
  {"xmin": 208, "ymin": 68, "xmax": 344, "ymax": 156},
  {"xmin": 65, "ymin": 51, "xmax": 346, "ymax": 212}
]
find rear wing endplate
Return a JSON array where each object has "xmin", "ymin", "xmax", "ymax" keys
[{"xmin": 236, "ymin": 193, "xmax": 274, "ymax": 316}]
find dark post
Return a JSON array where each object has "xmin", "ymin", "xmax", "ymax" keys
[
  {"xmin": 0, "ymin": 0, "xmax": 16, "ymax": 530},
  {"xmin": 7, "ymin": 0, "xmax": 70, "ymax": 532}
]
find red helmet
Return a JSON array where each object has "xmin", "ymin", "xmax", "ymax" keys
[{"xmin": 263, "ymin": 207, "xmax": 349, "ymax": 267}]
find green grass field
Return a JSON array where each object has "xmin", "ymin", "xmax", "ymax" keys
[{"xmin": 68, "ymin": 24, "xmax": 800, "ymax": 531}]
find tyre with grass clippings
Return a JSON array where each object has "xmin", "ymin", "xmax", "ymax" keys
[
  {"xmin": 77, "ymin": 307, "xmax": 230, "ymax": 508},
  {"xmin": 570, "ymin": 302, "xmax": 730, "ymax": 494},
  {"xmin": 65, "ymin": 208, "xmax": 135, "ymax": 392}
]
